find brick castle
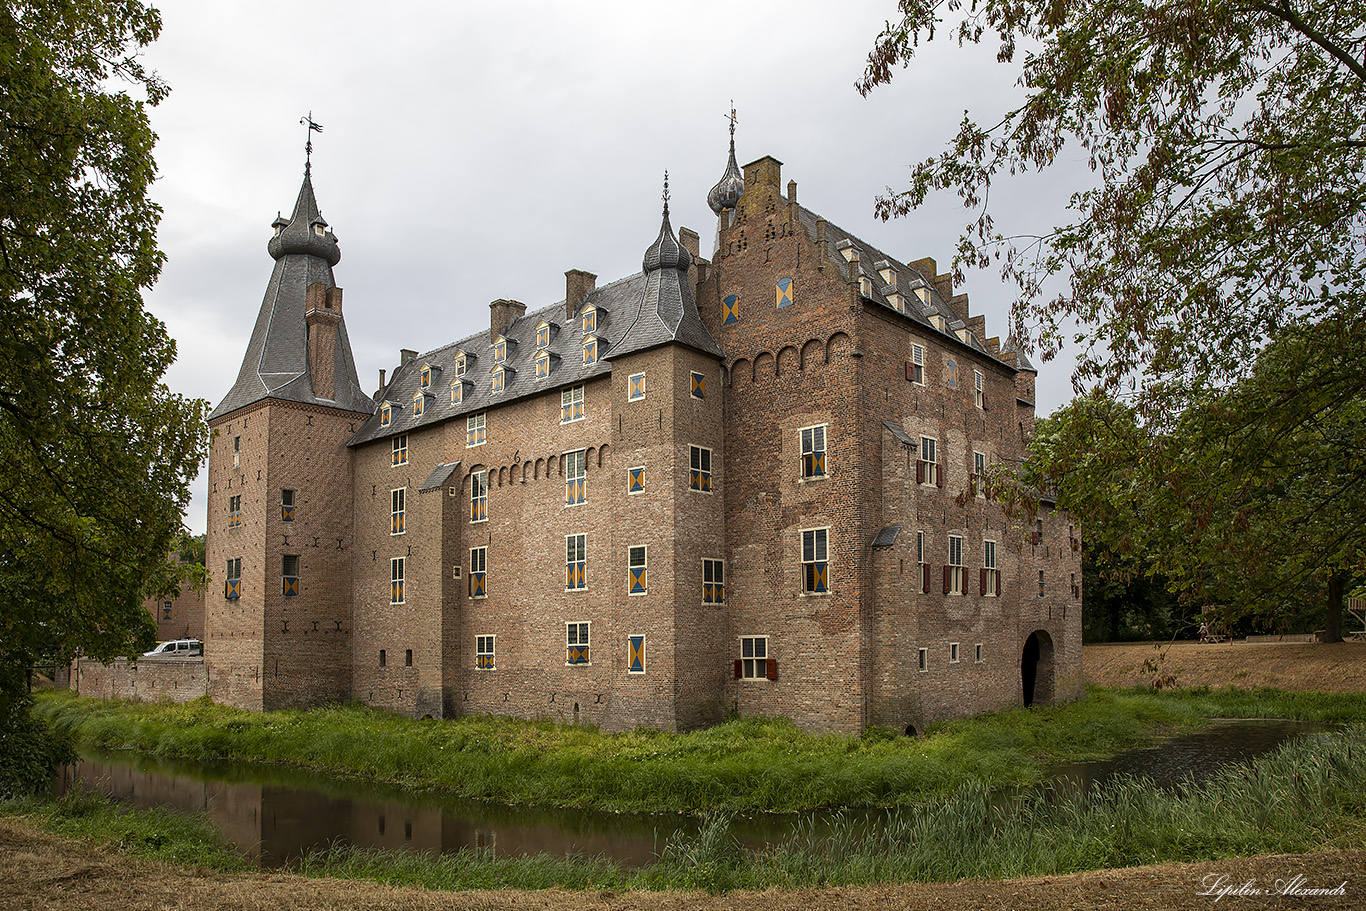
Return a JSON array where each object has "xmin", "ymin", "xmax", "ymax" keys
[{"xmin": 186, "ymin": 129, "xmax": 1082, "ymax": 733}]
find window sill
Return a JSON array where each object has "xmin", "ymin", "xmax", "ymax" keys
[
  {"xmin": 799, "ymin": 591, "xmax": 832, "ymax": 598},
  {"xmin": 797, "ymin": 474, "xmax": 829, "ymax": 484}
]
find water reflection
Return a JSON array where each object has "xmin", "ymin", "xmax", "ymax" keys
[{"xmin": 55, "ymin": 718, "xmax": 1331, "ymax": 868}]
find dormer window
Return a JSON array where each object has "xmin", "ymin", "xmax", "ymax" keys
[
  {"xmin": 493, "ymin": 337, "xmax": 508, "ymax": 364},
  {"xmin": 420, "ymin": 364, "xmax": 433, "ymax": 389},
  {"xmin": 380, "ymin": 401, "xmax": 392, "ymax": 427},
  {"xmin": 835, "ymin": 239, "xmax": 858, "ymax": 263},
  {"xmin": 888, "ymin": 291, "xmax": 906, "ymax": 313},
  {"xmin": 313, "ymin": 223, "xmax": 326, "ymax": 236},
  {"xmin": 454, "ymin": 351, "xmax": 468, "ymax": 377},
  {"xmin": 879, "ymin": 266, "xmax": 897, "ymax": 288},
  {"xmin": 412, "ymin": 391, "xmax": 425, "ymax": 417},
  {"xmin": 859, "ymin": 276, "xmax": 873, "ymax": 298},
  {"xmin": 536, "ymin": 351, "xmax": 552, "ymax": 379},
  {"xmin": 582, "ymin": 336, "xmax": 598, "ymax": 366},
  {"xmin": 451, "ymin": 379, "xmax": 467, "ymax": 404},
  {"xmin": 582, "ymin": 306, "xmax": 598, "ymax": 334},
  {"xmin": 491, "ymin": 364, "xmax": 511, "ymax": 393},
  {"xmin": 535, "ymin": 321, "xmax": 553, "ymax": 350},
  {"xmin": 915, "ymin": 287, "xmax": 933, "ymax": 308}
]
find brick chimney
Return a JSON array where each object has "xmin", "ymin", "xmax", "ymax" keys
[
  {"xmin": 741, "ymin": 156, "xmax": 783, "ymax": 220},
  {"xmin": 564, "ymin": 271, "xmax": 596, "ymax": 320},
  {"xmin": 305, "ymin": 282, "xmax": 343, "ymax": 400},
  {"xmin": 489, "ymin": 299, "xmax": 526, "ymax": 342},
  {"xmin": 678, "ymin": 228, "xmax": 700, "ymax": 292}
]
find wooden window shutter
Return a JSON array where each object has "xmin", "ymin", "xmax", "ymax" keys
[
  {"xmin": 733, "ymin": 659, "xmax": 742, "ymax": 679},
  {"xmin": 942, "ymin": 565, "xmax": 951, "ymax": 594},
  {"xmin": 980, "ymin": 568, "xmax": 988, "ymax": 595},
  {"xmin": 916, "ymin": 460, "xmax": 924, "ymax": 484},
  {"xmin": 1031, "ymin": 531, "xmax": 1041, "ymax": 545},
  {"xmin": 765, "ymin": 658, "xmax": 778, "ymax": 680},
  {"xmin": 921, "ymin": 563, "xmax": 931, "ymax": 594},
  {"xmin": 905, "ymin": 361, "xmax": 915, "ymax": 381},
  {"xmin": 937, "ymin": 462, "xmax": 946, "ymax": 488},
  {"xmin": 981, "ymin": 392, "xmax": 987, "ymax": 410}
]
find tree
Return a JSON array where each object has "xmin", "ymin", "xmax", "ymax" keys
[
  {"xmin": 0, "ymin": 0, "xmax": 208, "ymax": 792},
  {"xmin": 861, "ymin": 1, "xmax": 1365, "ymax": 637}
]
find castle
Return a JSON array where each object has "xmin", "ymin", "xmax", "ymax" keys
[{"xmin": 192, "ymin": 130, "xmax": 1082, "ymax": 733}]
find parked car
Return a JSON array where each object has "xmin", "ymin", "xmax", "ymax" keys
[{"xmin": 142, "ymin": 639, "xmax": 202, "ymax": 658}]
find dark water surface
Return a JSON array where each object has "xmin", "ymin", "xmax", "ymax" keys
[{"xmin": 55, "ymin": 719, "xmax": 1332, "ymax": 868}]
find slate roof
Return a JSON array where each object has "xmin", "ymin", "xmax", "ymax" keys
[
  {"xmin": 418, "ymin": 461, "xmax": 461, "ymax": 491},
  {"xmin": 351, "ymin": 211, "xmax": 722, "ymax": 448},
  {"xmin": 871, "ymin": 525, "xmax": 902, "ymax": 548},
  {"xmin": 209, "ymin": 168, "xmax": 375, "ymax": 420}
]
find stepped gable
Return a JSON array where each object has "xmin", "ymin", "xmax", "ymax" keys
[
  {"xmin": 791, "ymin": 203, "xmax": 1027, "ymax": 369},
  {"xmin": 209, "ymin": 166, "xmax": 374, "ymax": 420}
]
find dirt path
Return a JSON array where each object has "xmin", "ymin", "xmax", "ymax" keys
[
  {"xmin": 1083, "ymin": 640, "xmax": 1366, "ymax": 692},
  {"xmin": 3, "ymin": 817, "xmax": 1362, "ymax": 911}
]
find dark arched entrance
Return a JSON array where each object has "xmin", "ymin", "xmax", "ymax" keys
[{"xmin": 1021, "ymin": 630, "xmax": 1056, "ymax": 707}]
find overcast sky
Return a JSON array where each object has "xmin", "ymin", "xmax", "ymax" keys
[{"xmin": 138, "ymin": 1, "xmax": 1085, "ymax": 535}]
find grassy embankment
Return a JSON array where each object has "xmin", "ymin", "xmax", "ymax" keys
[
  {"xmin": 11, "ymin": 686, "xmax": 1366, "ymax": 892},
  {"xmin": 32, "ymin": 686, "xmax": 1366, "ymax": 814}
]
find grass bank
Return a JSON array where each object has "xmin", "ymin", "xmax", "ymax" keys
[
  {"xmin": 288, "ymin": 725, "xmax": 1366, "ymax": 891},
  {"xmin": 34, "ymin": 686, "xmax": 1366, "ymax": 814}
]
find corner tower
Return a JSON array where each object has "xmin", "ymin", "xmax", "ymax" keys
[{"xmin": 204, "ymin": 163, "xmax": 374, "ymax": 711}]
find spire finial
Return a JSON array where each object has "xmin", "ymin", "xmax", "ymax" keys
[
  {"xmin": 662, "ymin": 170, "xmax": 670, "ymax": 217},
  {"xmin": 727, "ymin": 101, "xmax": 737, "ymax": 140},
  {"xmin": 300, "ymin": 111, "xmax": 323, "ymax": 171}
]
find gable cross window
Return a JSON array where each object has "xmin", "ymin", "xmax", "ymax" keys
[
  {"xmin": 629, "ymin": 372, "xmax": 646, "ymax": 401},
  {"xmin": 918, "ymin": 437, "xmax": 938, "ymax": 486},
  {"xmin": 689, "ymin": 445, "xmax": 712, "ymax": 492},
  {"xmin": 225, "ymin": 557, "xmax": 242, "ymax": 599},
  {"xmin": 282, "ymin": 554, "xmax": 299, "ymax": 596},
  {"xmin": 946, "ymin": 535, "xmax": 964, "ymax": 595},
  {"xmin": 391, "ymin": 488, "xmax": 405, "ymax": 535},
  {"xmin": 391, "ymin": 557, "xmax": 405, "ymax": 605},
  {"xmin": 567, "ymin": 621, "xmax": 590, "ymax": 664},
  {"xmin": 566, "ymin": 533, "xmax": 587, "ymax": 590},
  {"xmin": 467, "ymin": 412, "xmax": 486, "ymax": 447},
  {"xmin": 690, "ymin": 371, "xmax": 705, "ymax": 399},
  {"xmin": 802, "ymin": 528, "xmax": 829, "ymax": 593},
  {"xmin": 470, "ymin": 470, "xmax": 488, "ymax": 523},
  {"xmin": 628, "ymin": 466, "xmax": 645, "ymax": 494},
  {"xmin": 565, "ymin": 449, "xmax": 586, "ymax": 506},
  {"xmin": 281, "ymin": 489, "xmax": 295, "ymax": 522},
  {"xmin": 703, "ymin": 558, "xmax": 724, "ymax": 604},
  {"xmin": 392, "ymin": 434, "xmax": 408, "ymax": 467},
  {"xmin": 476, "ymin": 634, "xmax": 495, "ymax": 669},
  {"xmin": 561, "ymin": 385, "xmax": 585, "ymax": 423},
  {"xmin": 628, "ymin": 545, "xmax": 647, "ymax": 594},
  {"xmin": 469, "ymin": 546, "xmax": 487, "ymax": 598},
  {"xmin": 982, "ymin": 540, "xmax": 999, "ymax": 597}
]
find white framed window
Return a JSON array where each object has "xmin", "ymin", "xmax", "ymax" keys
[
  {"xmin": 974, "ymin": 450, "xmax": 986, "ymax": 476},
  {"xmin": 536, "ymin": 351, "xmax": 552, "ymax": 380},
  {"xmin": 947, "ymin": 534, "xmax": 964, "ymax": 595},
  {"xmin": 916, "ymin": 530, "xmax": 928, "ymax": 595},
  {"xmin": 1039, "ymin": 569, "xmax": 1046, "ymax": 598},
  {"xmin": 476, "ymin": 634, "xmax": 495, "ymax": 669},
  {"xmin": 917, "ymin": 647, "xmax": 928, "ymax": 672},
  {"xmin": 566, "ymin": 620, "xmax": 590, "ymax": 664},
  {"xmin": 974, "ymin": 370, "xmax": 984, "ymax": 408},
  {"xmin": 919, "ymin": 436, "xmax": 938, "ymax": 486},
  {"xmin": 454, "ymin": 351, "xmax": 467, "ymax": 377},
  {"xmin": 451, "ymin": 379, "xmax": 465, "ymax": 404},
  {"xmin": 493, "ymin": 337, "xmax": 507, "ymax": 364},
  {"xmin": 467, "ymin": 412, "xmax": 486, "ymax": 447},
  {"xmin": 800, "ymin": 424, "xmax": 827, "ymax": 479},
  {"xmin": 561, "ymin": 385, "xmax": 585, "ymax": 423},
  {"xmin": 628, "ymin": 545, "xmax": 647, "ymax": 595},
  {"xmin": 420, "ymin": 364, "xmax": 433, "ymax": 389},
  {"xmin": 233, "ymin": 434, "xmax": 241, "ymax": 467},
  {"xmin": 910, "ymin": 344, "xmax": 925, "ymax": 384},
  {"xmin": 282, "ymin": 554, "xmax": 299, "ymax": 596},
  {"xmin": 227, "ymin": 494, "xmax": 241, "ymax": 528},
  {"xmin": 689, "ymin": 445, "xmax": 712, "ymax": 492},
  {"xmin": 950, "ymin": 642, "xmax": 960, "ymax": 663},
  {"xmin": 380, "ymin": 402, "xmax": 391, "ymax": 427},
  {"xmin": 469, "ymin": 546, "xmax": 487, "ymax": 598},
  {"xmin": 565, "ymin": 449, "xmax": 586, "ymax": 506},
  {"xmin": 391, "ymin": 557, "xmax": 405, "ymax": 605},
  {"xmin": 491, "ymin": 365, "xmax": 507, "ymax": 393},
  {"xmin": 281, "ymin": 488, "xmax": 295, "ymax": 522},
  {"xmin": 703, "ymin": 558, "xmax": 724, "ymax": 604},
  {"xmin": 390, "ymin": 488, "xmax": 405, "ymax": 535},
  {"xmin": 583, "ymin": 336, "xmax": 598, "ymax": 366},
  {"xmin": 535, "ymin": 322, "xmax": 552, "ymax": 349},
  {"xmin": 627, "ymin": 466, "xmax": 645, "ymax": 494},
  {"xmin": 628, "ymin": 372, "xmax": 646, "ymax": 401},
  {"xmin": 391, "ymin": 434, "xmax": 408, "ymax": 467},
  {"xmin": 975, "ymin": 643, "xmax": 984, "ymax": 663},
  {"xmin": 470, "ymin": 470, "xmax": 487, "ymax": 523},
  {"xmin": 566, "ymin": 533, "xmax": 587, "ymax": 590},
  {"xmin": 983, "ymin": 540, "xmax": 999, "ymax": 597},
  {"xmin": 225, "ymin": 557, "xmax": 241, "ymax": 599},
  {"xmin": 582, "ymin": 307, "xmax": 598, "ymax": 334},
  {"xmin": 802, "ymin": 527, "xmax": 829, "ymax": 594},
  {"xmin": 739, "ymin": 636, "xmax": 769, "ymax": 679}
]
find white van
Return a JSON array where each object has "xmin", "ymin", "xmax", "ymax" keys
[{"xmin": 142, "ymin": 639, "xmax": 202, "ymax": 658}]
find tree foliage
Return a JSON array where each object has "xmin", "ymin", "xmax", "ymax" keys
[
  {"xmin": 861, "ymin": 1, "xmax": 1365, "ymax": 636},
  {"xmin": 0, "ymin": 0, "xmax": 208, "ymax": 702}
]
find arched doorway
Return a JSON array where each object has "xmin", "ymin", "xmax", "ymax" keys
[{"xmin": 1021, "ymin": 630, "xmax": 1056, "ymax": 707}]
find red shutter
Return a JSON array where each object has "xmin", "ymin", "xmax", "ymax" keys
[
  {"xmin": 943, "ymin": 565, "xmax": 951, "ymax": 594},
  {"xmin": 937, "ymin": 462, "xmax": 946, "ymax": 488},
  {"xmin": 921, "ymin": 563, "xmax": 930, "ymax": 594},
  {"xmin": 905, "ymin": 361, "xmax": 915, "ymax": 381},
  {"xmin": 981, "ymin": 393, "xmax": 987, "ymax": 410},
  {"xmin": 766, "ymin": 658, "xmax": 778, "ymax": 681},
  {"xmin": 733, "ymin": 659, "xmax": 742, "ymax": 679},
  {"xmin": 1031, "ymin": 532, "xmax": 1041, "ymax": 545},
  {"xmin": 980, "ymin": 568, "xmax": 988, "ymax": 595},
  {"xmin": 915, "ymin": 460, "xmax": 924, "ymax": 484}
]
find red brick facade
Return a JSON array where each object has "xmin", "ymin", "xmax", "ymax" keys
[{"xmin": 92, "ymin": 150, "xmax": 1082, "ymax": 733}]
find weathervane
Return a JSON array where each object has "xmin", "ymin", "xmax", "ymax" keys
[
  {"xmin": 300, "ymin": 112, "xmax": 323, "ymax": 170},
  {"xmin": 727, "ymin": 101, "xmax": 737, "ymax": 139}
]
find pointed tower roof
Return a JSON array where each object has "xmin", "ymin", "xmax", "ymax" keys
[
  {"xmin": 706, "ymin": 106, "xmax": 745, "ymax": 215},
  {"xmin": 608, "ymin": 177, "xmax": 724, "ymax": 361},
  {"xmin": 208, "ymin": 167, "xmax": 374, "ymax": 420}
]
